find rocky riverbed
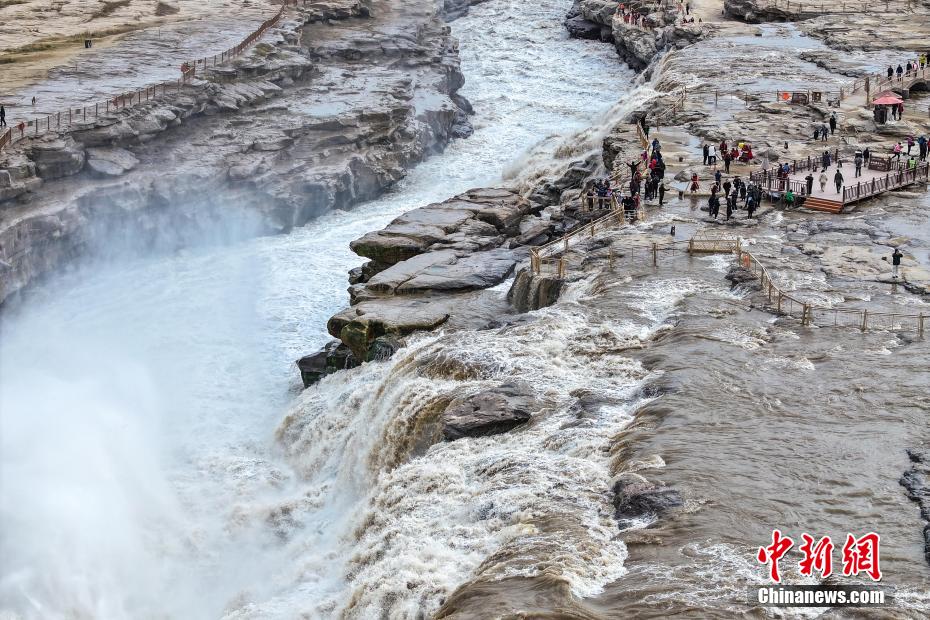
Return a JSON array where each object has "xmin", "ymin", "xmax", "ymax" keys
[
  {"xmin": 289, "ymin": 0, "xmax": 930, "ymax": 614},
  {"xmin": 3, "ymin": 0, "xmax": 930, "ymax": 617}
]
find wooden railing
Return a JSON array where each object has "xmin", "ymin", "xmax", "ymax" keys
[
  {"xmin": 762, "ymin": 0, "xmax": 915, "ymax": 16},
  {"xmin": 841, "ymin": 63, "xmax": 928, "ymax": 104},
  {"xmin": 842, "ymin": 162, "xmax": 929, "ymax": 203},
  {"xmin": 0, "ymin": 1, "xmax": 296, "ymax": 151},
  {"xmin": 737, "ymin": 247, "xmax": 926, "ymax": 335},
  {"xmin": 529, "ymin": 202, "xmax": 644, "ymax": 275}
]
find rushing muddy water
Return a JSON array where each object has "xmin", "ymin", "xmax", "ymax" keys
[{"xmin": 0, "ymin": 1, "xmax": 640, "ymax": 617}]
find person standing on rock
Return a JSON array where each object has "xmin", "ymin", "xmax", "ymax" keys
[
  {"xmin": 805, "ymin": 172, "xmax": 814, "ymax": 195},
  {"xmin": 723, "ymin": 150, "xmax": 732, "ymax": 173},
  {"xmin": 0, "ymin": 105, "xmax": 5, "ymax": 128},
  {"xmin": 854, "ymin": 151, "xmax": 863, "ymax": 177},
  {"xmin": 722, "ymin": 178, "xmax": 732, "ymax": 197},
  {"xmin": 690, "ymin": 171, "xmax": 700, "ymax": 193},
  {"xmin": 829, "ymin": 112, "xmax": 837, "ymax": 135},
  {"xmin": 709, "ymin": 144, "xmax": 718, "ymax": 166},
  {"xmin": 746, "ymin": 193, "xmax": 756, "ymax": 218},
  {"xmin": 714, "ymin": 169, "xmax": 722, "ymax": 187},
  {"xmin": 658, "ymin": 181, "xmax": 667, "ymax": 206},
  {"xmin": 834, "ymin": 169, "xmax": 844, "ymax": 195},
  {"xmin": 890, "ymin": 248, "xmax": 903, "ymax": 279},
  {"xmin": 819, "ymin": 170, "xmax": 828, "ymax": 192},
  {"xmin": 702, "ymin": 143, "xmax": 709, "ymax": 166},
  {"xmin": 919, "ymin": 135, "xmax": 928, "ymax": 161},
  {"xmin": 820, "ymin": 123, "xmax": 829, "ymax": 142}
]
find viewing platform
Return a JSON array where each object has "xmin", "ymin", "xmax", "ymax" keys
[{"xmin": 749, "ymin": 157, "xmax": 929, "ymax": 213}]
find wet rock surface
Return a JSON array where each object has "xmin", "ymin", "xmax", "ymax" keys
[
  {"xmin": 899, "ymin": 448, "xmax": 930, "ymax": 566},
  {"xmin": 612, "ymin": 474, "xmax": 683, "ymax": 529},
  {"xmin": 442, "ymin": 382, "xmax": 539, "ymax": 440}
]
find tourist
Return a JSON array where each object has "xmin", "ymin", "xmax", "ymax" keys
[
  {"xmin": 738, "ymin": 177, "xmax": 747, "ymax": 202},
  {"xmin": 720, "ymin": 139, "xmax": 728, "ymax": 154},
  {"xmin": 897, "ymin": 102, "xmax": 904, "ymax": 119},
  {"xmin": 709, "ymin": 193, "xmax": 719, "ymax": 219},
  {"xmin": 906, "ymin": 61, "xmax": 913, "ymax": 75},
  {"xmin": 723, "ymin": 179, "xmax": 732, "ymax": 197},
  {"xmin": 714, "ymin": 169, "xmax": 722, "ymax": 186},
  {"xmin": 893, "ymin": 142, "xmax": 903, "ymax": 162},
  {"xmin": 658, "ymin": 181, "xmax": 667, "ymax": 206},
  {"xmin": 919, "ymin": 135, "xmax": 928, "ymax": 161},
  {"xmin": 686, "ymin": 1, "xmax": 690, "ymax": 14},
  {"xmin": 702, "ymin": 143, "xmax": 709, "ymax": 165},
  {"xmin": 834, "ymin": 169, "xmax": 844, "ymax": 194},
  {"xmin": 819, "ymin": 170, "xmax": 828, "ymax": 192},
  {"xmin": 723, "ymin": 150, "xmax": 732, "ymax": 173},
  {"xmin": 896, "ymin": 64, "xmax": 904, "ymax": 78},
  {"xmin": 31, "ymin": 96, "xmax": 36, "ymax": 106},
  {"xmin": 0, "ymin": 105, "xmax": 5, "ymax": 128},
  {"xmin": 863, "ymin": 146, "xmax": 871, "ymax": 163},
  {"xmin": 820, "ymin": 123, "xmax": 829, "ymax": 142},
  {"xmin": 854, "ymin": 151, "xmax": 863, "ymax": 177},
  {"xmin": 907, "ymin": 135, "xmax": 915, "ymax": 154},
  {"xmin": 709, "ymin": 144, "xmax": 718, "ymax": 166},
  {"xmin": 821, "ymin": 150, "xmax": 831, "ymax": 169},
  {"xmin": 829, "ymin": 112, "xmax": 837, "ymax": 135},
  {"xmin": 690, "ymin": 171, "xmax": 700, "ymax": 192},
  {"xmin": 805, "ymin": 172, "xmax": 814, "ymax": 195},
  {"xmin": 726, "ymin": 195, "xmax": 733, "ymax": 220},
  {"xmin": 884, "ymin": 248, "xmax": 904, "ymax": 279},
  {"xmin": 887, "ymin": 66, "xmax": 894, "ymax": 78},
  {"xmin": 784, "ymin": 189, "xmax": 795, "ymax": 207}
]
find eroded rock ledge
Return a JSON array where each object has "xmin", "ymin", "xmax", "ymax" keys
[{"xmin": 0, "ymin": 0, "xmax": 481, "ymax": 305}]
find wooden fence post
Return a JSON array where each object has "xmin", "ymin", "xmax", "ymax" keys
[
  {"xmin": 652, "ymin": 242, "xmax": 658, "ymax": 266},
  {"xmin": 861, "ymin": 309, "xmax": 868, "ymax": 331}
]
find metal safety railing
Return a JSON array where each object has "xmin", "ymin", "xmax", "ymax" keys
[
  {"xmin": 0, "ymin": 0, "xmax": 305, "ymax": 151},
  {"xmin": 736, "ymin": 247, "xmax": 926, "ymax": 336},
  {"xmin": 529, "ymin": 202, "xmax": 646, "ymax": 276},
  {"xmin": 762, "ymin": 0, "xmax": 916, "ymax": 16}
]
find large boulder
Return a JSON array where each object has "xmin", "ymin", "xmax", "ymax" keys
[
  {"xmin": 395, "ymin": 248, "xmax": 518, "ymax": 294},
  {"xmin": 327, "ymin": 297, "xmax": 452, "ymax": 360},
  {"xmin": 295, "ymin": 340, "xmax": 359, "ymax": 388},
  {"xmin": 442, "ymin": 382, "xmax": 539, "ymax": 441},
  {"xmin": 612, "ymin": 473, "xmax": 683, "ymax": 528},
  {"xmin": 85, "ymin": 147, "xmax": 139, "ymax": 178},
  {"xmin": 28, "ymin": 137, "xmax": 85, "ymax": 180}
]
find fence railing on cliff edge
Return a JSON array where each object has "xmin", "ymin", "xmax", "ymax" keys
[
  {"xmin": 0, "ymin": 0, "xmax": 310, "ymax": 152},
  {"xmin": 530, "ymin": 222, "xmax": 927, "ymax": 336},
  {"xmin": 762, "ymin": 0, "xmax": 916, "ymax": 16}
]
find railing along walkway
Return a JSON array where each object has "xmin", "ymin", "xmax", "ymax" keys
[
  {"xmin": 532, "ymin": 222, "xmax": 927, "ymax": 337},
  {"xmin": 762, "ymin": 0, "xmax": 916, "ymax": 16},
  {"xmin": 842, "ymin": 65, "xmax": 929, "ymax": 107},
  {"xmin": 0, "ymin": 0, "xmax": 308, "ymax": 152},
  {"xmin": 736, "ymin": 247, "xmax": 926, "ymax": 335}
]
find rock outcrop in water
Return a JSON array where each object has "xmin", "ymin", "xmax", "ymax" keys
[
  {"xmin": 900, "ymin": 448, "xmax": 930, "ymax": 566},
  {"xmin": 319, "ymin": 187, "xmax": 550, "ymax": 364},
  {"xmin": 0, "ymin": 0, "xmax": 482, "ymax": 305},
  {"xmin": 441, "ymin": 382, "xmax": 539, "ymax": 440}
]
